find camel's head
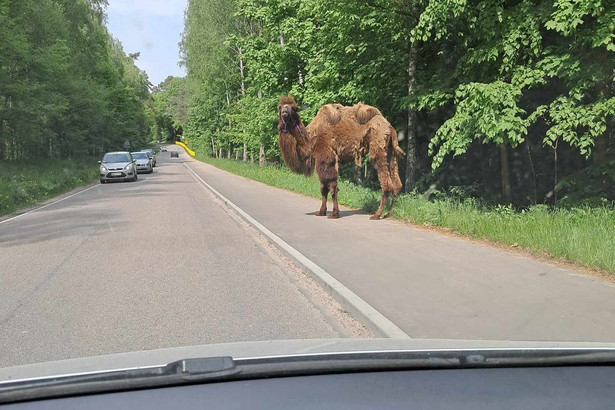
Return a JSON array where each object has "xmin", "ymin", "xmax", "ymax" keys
[{"xmin": 278, "ymin": 95, "xmax": 299, "ymax": 125}]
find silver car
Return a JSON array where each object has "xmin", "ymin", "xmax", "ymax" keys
[
  {"xmin": 131, "ymin": 151, "xmax": 153, "ymax": 174},
  {"xmin": 99, "ymin": 152, "xmax": 137, "ymax": 183},
  {"xmin": 143, "ymin": 149, "xmax": 157, "ymax": 167}
]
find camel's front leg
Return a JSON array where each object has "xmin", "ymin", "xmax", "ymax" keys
[
  {"xmin": 328, "ymin": 180, "xmax": 339, "ymax": 219},
  {"xmin": 315, "ymin": 182, "xmax": 329, "ymax": 216}
]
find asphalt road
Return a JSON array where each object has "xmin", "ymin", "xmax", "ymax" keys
[
  {"xmin": 0, "ymin": 148, "xmax": 369, "ymax": 368},
  {"xmin": 182, "ymin": 153, "xmax": 615, "ymax": 343},
  {"xmin": 4, "ymin": 146, "xmax": 615, "ymax": 368}
]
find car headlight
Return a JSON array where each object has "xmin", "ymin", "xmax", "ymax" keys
[
  {"xmin": 124, "ymin": 163, "xmax": 133, "ymax": 170},
  {"xmin": 100, "ymin": 165, "xmax": 108, "ymax": 172}
]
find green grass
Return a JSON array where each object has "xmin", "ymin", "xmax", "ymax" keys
[
  {"xmin": 0, "ymin": 157, "xmax": 99, "ymax": 217},
  {"xmin": 198, "ymin": 155, "xmax": 615, "ymax": 274}
]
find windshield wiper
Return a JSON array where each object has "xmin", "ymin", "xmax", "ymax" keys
[
  {"xmin": 3, "ymin": 348, "xmax": 615, "ymax": 404},
  {"xmin": 0, "ymin": 356, "xmax": 237, "ymax": 404}
]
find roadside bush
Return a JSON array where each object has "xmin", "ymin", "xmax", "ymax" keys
[{"xmin": 0, "ymin": 158, "xmax": 98, "ymax": 216}]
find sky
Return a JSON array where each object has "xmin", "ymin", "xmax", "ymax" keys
[{"xmin": 105, "ymin": 0, "xmax": 187, "ymax": 87}]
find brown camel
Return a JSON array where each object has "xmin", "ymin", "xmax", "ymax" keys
[{"xmin": 278, "ymin": 95, "xmax": 405, "ymax": 219}]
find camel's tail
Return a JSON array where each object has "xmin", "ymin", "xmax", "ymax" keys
[{"xmin": 386, "ymin": 126, "xmax": 404, "ymax": 196}]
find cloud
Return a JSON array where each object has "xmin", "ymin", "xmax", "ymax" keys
[
  {"xmin": 105, "ymin": 0, "xmax": 187, "ymax": 85},
  {"xmin": 131, "ymin": 17, "xmax": 144, "ymax": 31}
]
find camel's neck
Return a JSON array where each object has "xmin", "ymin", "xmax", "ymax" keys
[
  {"xmin": 278, "ymin": 117, "xmax": 313, "ymax": 176},
  {"xmin": 280, "ymin": 115, "xmax": 307, "ymax": 137}
]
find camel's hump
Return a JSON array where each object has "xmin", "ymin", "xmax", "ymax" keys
[
  {"xmin": 354, "ymin": 102, "xmax": 382, "ymax": 124},
  {"xmin": 318, "ymin": 103, "xmax": 344, "ymax": 125}
]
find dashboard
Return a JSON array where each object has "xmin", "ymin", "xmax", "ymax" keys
[{"xmin": 6, "ymin": 365, "xmax": 615, "ymax": 409}]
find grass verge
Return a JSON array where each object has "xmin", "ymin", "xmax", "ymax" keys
[
  {"xmin": 198, "ymin": 155, "xmax": 615, "ymax": 274},
  {"xmin": 0, "ymin": 158, "xmax": 98, "ymax": 217}
]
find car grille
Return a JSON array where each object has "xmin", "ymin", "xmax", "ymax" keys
[{"xmin": 105, "ymin": 172, "xmax": 126, "ymax": 178}]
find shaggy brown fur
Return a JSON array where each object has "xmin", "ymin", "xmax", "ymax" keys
[{"xmin": 278, "ymin": 95, "xmax": 404, "ymax": 219}]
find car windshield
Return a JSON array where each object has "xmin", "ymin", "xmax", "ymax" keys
[
  {"xmin": 102, "ymin": 153, "xmax": 131, "ymax": 163},
  {"xmin": 1, "ymin": 0, "xmax": 614, "ymax": 383}
]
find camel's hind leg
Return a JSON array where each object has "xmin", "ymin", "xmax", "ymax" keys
[
  {"xmin": 386, "ymin": 153, "xmax": 403, "ymax": 217},
  {"xmin": 370, "ymin": 155, "xmax": 394, "ymax": 220},
  {"xmin": 367, "ymin": 126, "xmax": 398, "ymax": 220},
  {"xmin": 371, "ymin": 189, "xmax": 390, "ymax": 220}
]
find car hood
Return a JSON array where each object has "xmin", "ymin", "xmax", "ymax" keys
[
  {"xmin": 3, "ymin": 338, "xmax": 615, "ymax": 382},
  {"xmin": 134, "ymin": 159, "xmax": 150, "ymax": 164},
  {"xmin": 101, "ymin": 161, "xmax": 130, "ymax": 168}
]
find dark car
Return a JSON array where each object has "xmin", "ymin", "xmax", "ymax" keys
[{"xmin": 99, "ymin": 152, "xmax": 137, "ymax": 183}]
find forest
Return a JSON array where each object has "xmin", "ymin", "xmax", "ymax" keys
[
  {"xmin": 0, "ymin": 0, "xmax": 151, "ymax": 160},
  {"xmin": 2, "ymin": 0, "xmax": 613, "ymax": 208},
  {"xmin": 159, "ymin": 0, "xmax": 615, "ymax": 207}
]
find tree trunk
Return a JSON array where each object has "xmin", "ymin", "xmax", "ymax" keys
[
  {"xmin": 211, "ymin": 137, "xmax": 216, "ymax": 158},
  {"xmin": 404, "ymin": 41, "xmax": 419, "ymax": 192},
  {"xmin": 354, "ymin": 165, "xmax": 363, "ymax": 184},
  {"xmin": 238, "ymin": 47, "xmax": 245, "ymax": 96},
  {"xmin": 594, "ymin": 134, "xmax": 607, "ymax": 163},
  {"xmin": 525, "ymin": 141, "xmax": 537, "ymax": 204},
  {"xmin": 259, "ymin": 143, "xmax": 266, "ymax": 167},
  {"xmin": 243, "ymin": 141, "xmax": 248, "ymax": 162},
  {"xmin": 553, "ymin": 141, "xmax": 558, "ymax": 204},
  {"xmin": 499, "ymin": 144, "xmax": 512, "ymax": 203},
  {"xmin": 227, "ymin": 143, "xmax": 231, "ymax": 159}
]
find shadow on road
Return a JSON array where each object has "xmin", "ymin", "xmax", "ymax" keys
[
  {"xmin": 304, "ymin": 209, "xmax": 364, "ymax": 218},
  {"xmin": 0, "ymin": 208, "xmax": 122, "ymax": 247}
]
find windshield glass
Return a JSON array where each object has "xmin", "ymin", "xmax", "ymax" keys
[
  {"xmin": 102, "ymin": 153, "xmax": 131, "ymax": 163},
  {"xmin": 1, "ymin": 0, "xmax": 614, "ymax": 377}
]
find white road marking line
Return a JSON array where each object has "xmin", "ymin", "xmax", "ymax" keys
[
  {"xmin": 182, "ymin": 160, "xmax": 410, "ymax": 339},
  {"xmin": 0, "ymin": 184, "xmax": 99, "ymax": 226}
]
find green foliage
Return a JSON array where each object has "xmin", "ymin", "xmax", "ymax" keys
[
  {"xmin": 147, "ymin": 76, "xmax": 190, "ymax": 141},
  {"xmin": 556, "ymin": 156, "xmax": 615, "ymax": 206},
  {"xmin": 0, "ymin": 158, "xmax": 98, "ymax": 216},
  {"xmin": 429, "ymin": 81, "xmax": 532, "ymax": 168},
  {"xmin": 0, "ymin": 0, "xmax": 151, "ymax": 160},
  {"xmin": 175, "ymin": 0, "xmax": 614, "ymax": 206}
]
